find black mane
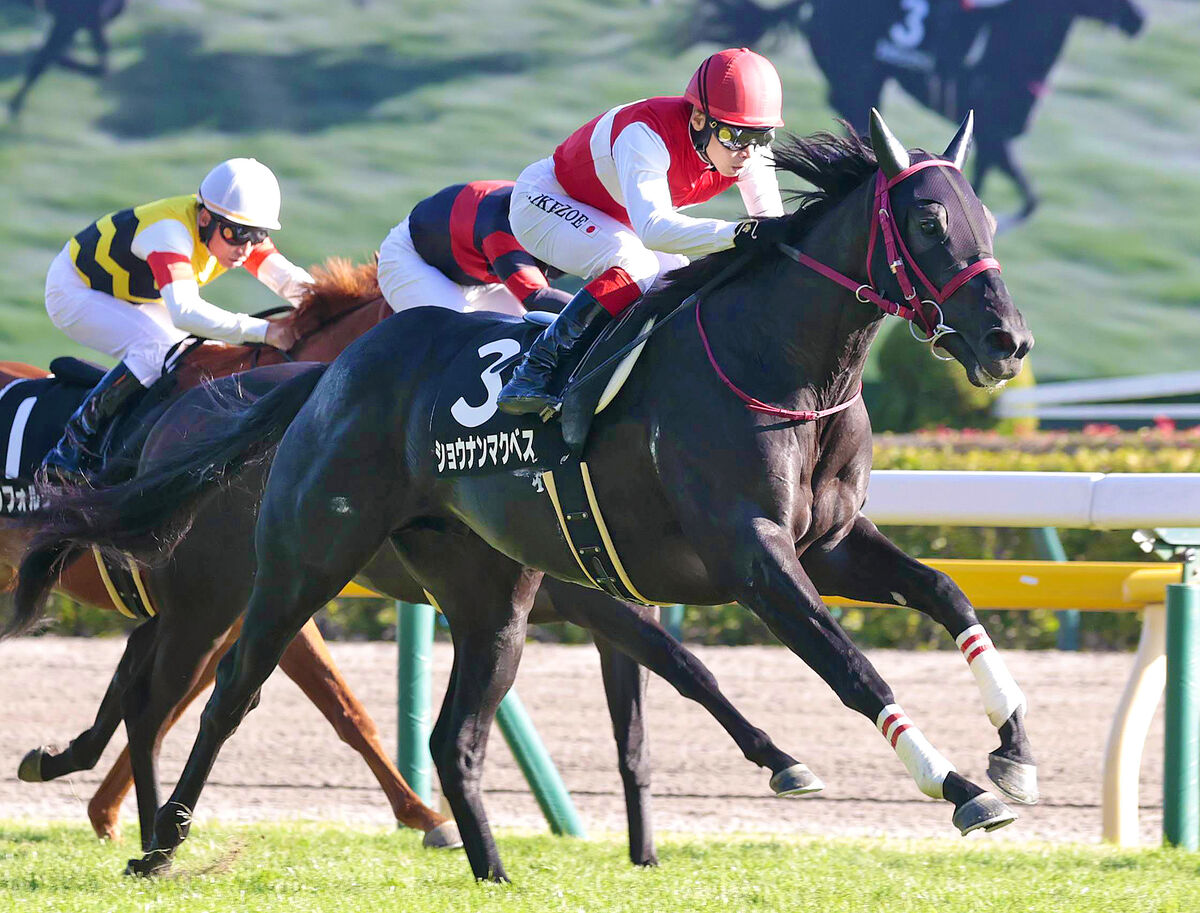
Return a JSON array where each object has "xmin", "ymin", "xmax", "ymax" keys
[{"xmin": 645, "ymin": 127, "xmax": 877, "ymax": 308}]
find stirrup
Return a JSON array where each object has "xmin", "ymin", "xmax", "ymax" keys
[{"xmin": 538, "ymin": 401, "xmax": 562, "ymax": 423}]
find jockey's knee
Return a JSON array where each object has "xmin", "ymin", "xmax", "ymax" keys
[{"xmin": 605, "ymin": 245, "xmax": 665, "ymax": 295}]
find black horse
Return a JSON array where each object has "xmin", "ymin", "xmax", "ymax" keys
[
  {"xmin": 689, "ymin": 0, "xmax": 1145, "ymax": 226},
  {"xmin": 18, "ymin": 112, "xmax": 1036, "ymax": 882},
  {"xmin": 8, "ymin": 0, "xmax": 127, "ymax": 118},
  {"xmin": 7, "ymin": 362, "xmax": 815, "ymax": 867}
]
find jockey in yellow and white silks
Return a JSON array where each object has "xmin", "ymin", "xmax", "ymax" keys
[{"xmin": 42, "ymin": 157, "xmax": 313, "ymax": 482}]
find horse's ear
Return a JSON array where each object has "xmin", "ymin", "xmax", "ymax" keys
[
  {"xmin": 943, "ymin": 110, "xmax": 974, "ymax": 171},
  {"xmin": 869, "ymin": 108, "xmax": 909, "ymax": 179}
]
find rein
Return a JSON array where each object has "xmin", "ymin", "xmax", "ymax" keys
[
  {"xmin": 781, "ymin": 161, "xmax": 1001, "ymax": 344},
  {"xmin": 697, "ymin": 159, "xmax": 1000, "ymax": 420}
]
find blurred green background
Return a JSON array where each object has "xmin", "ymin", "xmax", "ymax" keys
[
  {"xmin": 1, "ymin": 0, "xmax": 1197, "ymax": 380},
  {"xmin": 3, "ymin": 0, "xmax": 1197, "ymax": 647}
]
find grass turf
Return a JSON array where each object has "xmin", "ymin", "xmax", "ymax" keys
[
  {"xmin": 0, "ymin": 821, "xmax": 1197, "ymax": 913},
  {"xmin": 0, "ymin": 1, "xmax": 1198, "ymax": 381}
]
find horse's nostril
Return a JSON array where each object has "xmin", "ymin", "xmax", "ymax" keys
[{"xmin": 982, "ymin": 328, "xmax": 1020, "ymax": 361}]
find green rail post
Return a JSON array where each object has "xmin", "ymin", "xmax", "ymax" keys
[
  {"xmin": 496, "ymin": 690, "xmax": 586, "ymax": 837},
  {"xmin": 1031, "ymin": 527, "xmax": 1079, "ymax": 651},
  {"xmin": 396, "ymin": 601, "xmax": 435, "ymax": 806},
  {"xmin": 662, "ymin": 604, "xmax": 685, "ymax": 640},
  {"xmin": 1164, "ymin": 580, "xmax": 1200, "ymax": 849}
]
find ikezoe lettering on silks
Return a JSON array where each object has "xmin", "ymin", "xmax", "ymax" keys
[{"xmin": 526, "ymin": 194, "xmax": 593, "ymax": 232}]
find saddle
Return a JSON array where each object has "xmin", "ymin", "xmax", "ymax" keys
[
  {"xmin": 429, "ymin": 306, "xmax": 663, "ymax": 605},
  {"xmin": 0, "ymin": 356, "xmax": 157, "ymax": 618}
]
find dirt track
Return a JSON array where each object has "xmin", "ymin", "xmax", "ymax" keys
[{"xmin": 0, "ymin": 637, "xmax": 1163, "ymax": 845}]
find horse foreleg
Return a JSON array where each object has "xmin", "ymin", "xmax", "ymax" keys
[
  {"xmin": 593, "ymin": 634, "xmax": 656, "ymax": 866},
  {"xmin": 9, "ymin": 20, "xmax": 80, "ymax": 117},
  {"xmin": 974, "ymin": 135, "xmax": 1037, "ymax": 229},
  {"xmin": 700, "ymin": 511, "xmax": 1016, "ymax": 835},
  {"xmin": 277, "ymin": 617, "xmax": 458, "ymax": 845},
  {"xmin": 801, "ymin": 514, "xmax": 1037, "ymax": 805}
]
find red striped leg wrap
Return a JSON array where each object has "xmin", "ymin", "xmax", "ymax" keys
[
  {"xmin": 585, "ymin": 266, "xmax": 641, "ymax": 316},
  {"xmin": 956, "ymin": 624, "xmax": 1027, "ymax": 728},
  {"xmin": 876, "ymin": 704, "xmax": 955, "ymax": 799}
]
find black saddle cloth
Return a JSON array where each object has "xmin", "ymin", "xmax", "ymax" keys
[
  {"xmin": 0, "ymin": 356, "xmax": 177, "ymax": 514},
  {"xmin": 429, "ymin": 301, "xmax": 657, "ymax": 478}
]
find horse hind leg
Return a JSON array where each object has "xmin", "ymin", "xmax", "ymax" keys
[
  {"xmin": 542, "ymin": 580, "xmax": 816, "ymax": 798},
  {"xmin": 276, "ymin": 617, "xmax": 460, "ymax": 848},
  {"xmin": 593, "ymin": 634, "xmax": 656, "ymax": 866},
  {"xmin": 20, "ymin": 616, "xmax": 159, "ymax": 788},
  {"xmin": 88, "ymin": 623, "xmax": 241, "ymax": 842},
  {"xmin": 121, "ymin": 623, "xmax": 234, "ymax": 852},
  {"xmin": 801, "ymin": 515, "xmax": 1038, "ymax": 806}
]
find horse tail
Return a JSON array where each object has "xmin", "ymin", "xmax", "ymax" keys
[
  {"xmin": 1, "ymin": 364, "xmax": 328, "ymax": 640},
  {"xmin": 2, "ymin": 543, "xmax": 71, "ymax": 640}
]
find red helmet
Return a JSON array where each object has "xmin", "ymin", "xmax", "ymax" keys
[{"xmin": 684, "ymin": 47, "xmax": 784, "ymax": 129}]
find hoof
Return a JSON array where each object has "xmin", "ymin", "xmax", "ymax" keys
[
  {"xmin": 988, "ymin": 752, "xmax": 1039, "ymax": 805},
  {"xmin": 421, "ymin": 820, "xmax": 463, "ymax": 850},
  {"xmin": 769, "ymin": 763, "xmax": 824, "ymax": 797},
  {"xmin": 124, "ymin": 850, "xmax": 172, "ymax": 878},
  {"xmin": 17, "ymin": 748, "xmax": 47, "ymax": 783},
  {"xmin": 952, "ymin": 792, "xmax": 1017, "ymax": 835}
]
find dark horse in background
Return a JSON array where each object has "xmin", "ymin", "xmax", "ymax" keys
[
  {"xmin": 7, "ymin": 0, "xmax": 127, "ymax": 118},
  {"xmin": 689, "ymin": 0, "xmax": 1145, "ymax": 227},
  {"xmin": 17, "ymin": 111, "xmax": 1037, "ymax": 882}
]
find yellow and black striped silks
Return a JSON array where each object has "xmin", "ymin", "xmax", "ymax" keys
[{"xmin": 68, "ymin": 195, "xmax": 226, "ymax": 303}]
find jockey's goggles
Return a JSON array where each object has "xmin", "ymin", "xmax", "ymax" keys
[
  {"xmin": 215, "ymin": 217, "xmax": 269, "ymax": 247},
  {"xmin": 712, "ymin": 121, "xmax": 775, "ymax": 151}
]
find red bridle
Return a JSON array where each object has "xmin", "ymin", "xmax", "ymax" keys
[{"xmin": 698, "ymin": 158, "xmax": 1002, "ymax": 421}]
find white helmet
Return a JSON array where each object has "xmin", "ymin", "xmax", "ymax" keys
[{"xmin": 198, "ymin": 158, "xmax": 282, "ymax": 230}]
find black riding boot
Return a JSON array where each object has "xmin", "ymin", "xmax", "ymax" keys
[
  {"xmin": 41, "ymin": 361, "xmax": 145, "ymax": 484},
  {"xmin": 497, "ymin": 289, "xmax": 613, "ymax": 417}
]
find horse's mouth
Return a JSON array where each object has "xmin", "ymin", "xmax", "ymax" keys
[{"xmin": 935, "ymin": 334, "xmax": 1019, "ymax": 389}]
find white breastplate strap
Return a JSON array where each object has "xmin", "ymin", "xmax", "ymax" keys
[
  {"xmin": 877, "ymin": 704, "xmax": 955, "ymax": 799},
  {"xmin": 956, "ymin": 624, "xmax": 1027, "ymax": 728}
]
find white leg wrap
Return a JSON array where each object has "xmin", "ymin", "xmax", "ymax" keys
[
  {"xmin": 956, "ymin": 625, "xmax": 1027, "ymax": 728},
  {"xmin": 877, "ymin": 704, "xmax": 955, "ymax": 799}
]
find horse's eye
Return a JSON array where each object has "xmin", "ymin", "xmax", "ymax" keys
[{"xmin": 919, "ymin": 218, "xmax": 942, "ymax": 237}]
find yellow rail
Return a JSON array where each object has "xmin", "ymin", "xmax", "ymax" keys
[{"xmin": 340, "ymin": 560, "xmax": 1183, "ymax": 611}]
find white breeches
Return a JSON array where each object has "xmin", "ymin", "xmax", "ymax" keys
[
  {"xmin": 509, "ymin": 157, "xmax": 688, "ymax": 292},
  {"xmin": 44, "ymin": 245, "xmax": 187, "ymax": 387},
  {"xmin": 377, "ymin": 218, "xmax": 525, "ymax": 317}
]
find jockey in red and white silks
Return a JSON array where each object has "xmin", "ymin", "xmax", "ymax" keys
[{"xmin": 497, "ymin": 47, "xmax": 792, "ymax": 417}]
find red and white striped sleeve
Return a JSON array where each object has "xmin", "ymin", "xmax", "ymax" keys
[
  {"xmin": 244, "ymin": 240, "xmax": 314, "ymax": 307},
  {"xmin": 134, "ymin": 219, "xmax": 270, "ymax": 344}
]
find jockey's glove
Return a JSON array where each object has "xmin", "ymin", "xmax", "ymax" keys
[{"xmin": 732, "ymin": 218, "xmax": 792, "ymax": 256}]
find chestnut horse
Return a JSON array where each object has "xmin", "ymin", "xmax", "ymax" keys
[{"xmin": 0, "ymin": 263, "xmax": 462, "ymax": 845}]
